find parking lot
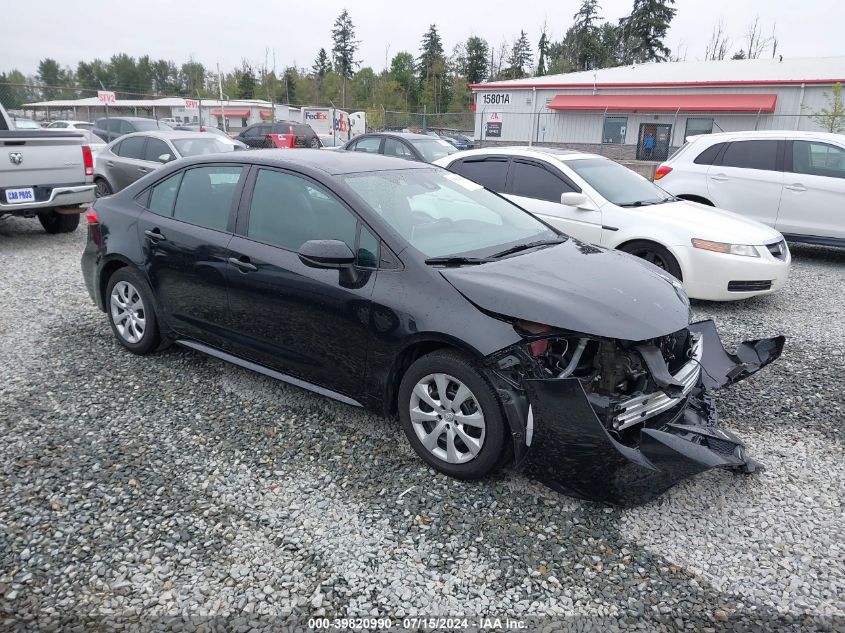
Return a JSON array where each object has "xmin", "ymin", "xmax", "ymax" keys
[{"xmin": 0, "ymin": 215, "xmax": 843, "ymax": 630}]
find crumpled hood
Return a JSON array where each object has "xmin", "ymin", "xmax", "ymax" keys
[{"xmin": 440, "ymin": 240, "xmax": 690, "ymax": 341}]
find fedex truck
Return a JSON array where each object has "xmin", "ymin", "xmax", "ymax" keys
[{"xmin": 301, "ymin": 107, "xmax": 366, "ymax": 147}]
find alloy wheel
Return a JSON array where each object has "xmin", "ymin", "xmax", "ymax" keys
[
  {"xmin": 110, "ymin": 281, "xmax": 146, "ymax": 344},
  {"xmin": 409, "ymin": 373, "xmax": 486, "ymax": 464},
  {"xmin": 95, "ymin": 180, "xmax": 111, "ymax": 198}
]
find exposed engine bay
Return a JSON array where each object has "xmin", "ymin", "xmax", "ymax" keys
[{"xmin": 484, "ymin": 318, "xmax": 785, "ymax": 505}]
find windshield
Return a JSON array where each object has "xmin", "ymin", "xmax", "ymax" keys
[
  {"xmin": 135, "ymin": 120, "xmax": 172, "ymax": 131},
  {"xmin": 409, "ymin": 138, "xmax": 457, "ymax": 162},
  {"xmin": 565, "ymin": 158, "xmax": 673, "ymax": 207},
  {"xmin": 341, "ymin": 168, "xmax": 557, "ymax": 258},
  {"xmin": 172, "ymin": 137, "xmax": 236, "ymax": 157}
]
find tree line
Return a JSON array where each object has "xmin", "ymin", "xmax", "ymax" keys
[{"xmin": 1, "ymin": 1, "xmax": 782, "ymax": 114}]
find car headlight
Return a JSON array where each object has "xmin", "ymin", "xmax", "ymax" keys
[{"xmin": 691, "ymin": 239, "xmax": 760, "ymax": 257}]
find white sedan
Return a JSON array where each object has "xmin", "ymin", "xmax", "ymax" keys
[{"xmin": 434, "ymin": 147, "xmax": 790, "ymax": 301}]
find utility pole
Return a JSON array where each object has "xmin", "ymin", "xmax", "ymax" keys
[{"xmin": 217, "ymin": 63, "xmax": 226, "ymax": 133}]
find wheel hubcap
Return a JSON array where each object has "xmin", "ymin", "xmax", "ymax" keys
[
  {"xmin": 409, "ymin": 373, "xmax": 486, "ymax": 464},
  {"xmin": 110, "ymin": 281, "xmax": 146, "ymax": 344}
]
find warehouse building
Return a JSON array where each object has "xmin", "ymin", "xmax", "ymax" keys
[{"xmin": 471, "ymin": 56, "xmax": 845, "ymax": 160}]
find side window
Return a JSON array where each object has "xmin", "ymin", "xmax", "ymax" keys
[
  {"xmin": 52, "ymin": 122, "xmax": 68, "ymax": 128},
  {"xmin": 107, "ymin": 119, "xmax": 122, "ymax": 133},
  {"xmin": 351, "ymin": 136, "xmax": 382, "ymax": 153},
  {"xmin": 357, "ymin": 225, "xmax": 380, "ymax": 268},
  {"xmin": 452, "ymin": 158, "xmax": 509, "ymax": 191},
  {"xmin": 693, "ymin": 142, "xmax": 726, "ymax": 165},
  {"xmin": 602, "ymin": 117, "xmax": 627, "ymax": 144},
  {"xmin": 147, "ymin": 172, "xmax": 183, "ymax": 216},
  {"xmin": 244, "ymin": 125, "xmax": 262, "ymax": 138},
  {"xmin": 510, "ymin": 161, "xmax": 575, "ymax": 202},
  {"xmin": 116, "ymin": 136, "xmax": 146, "ymax": 159},
  {"xmin": 143, "ymin": 138, "xmax": 172, "ymax": 163},
  {"xmin": 721, "ymin": 140, "xmax": 779, "ymax": 171},
  {"xmin": 247, "ymin": 169, "xmax": 357, "ymax": 252},
  {"xmin": 172, "ymin": 166, "xmax": 243, "ymax": 231},
  {"xmin": 791, "ymin": 141, "xmax": 845, "ymax": 179},
  {"xmin": 384, "ymin": 138, "xmax": 414, "ymax": 159},
  {"xmin": 119, "ymin": 120, "xmax": 134, "ymax": 134}
]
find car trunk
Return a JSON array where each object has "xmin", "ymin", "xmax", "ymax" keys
[{"xmin": 0, "ymin": 131, "xmax": 89, "ymax": 190}]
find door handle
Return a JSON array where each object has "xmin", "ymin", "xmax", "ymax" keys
[
  {"xmin": 709, "ymin": 174, "xmax": 728, "ymax": 182},
  {"xmin": 785, "ymin": 184, "xmax": 807, "ymax": 192},
  {"xmin": 138, "ymin": 167, "xmax": 149, "ymax": 173},
  {"xmin": 228, "ymin": 256, "xmax": 258, "ymax": 272},
  {"xmin": 144, "ymin": 229, "xmax": 166, "ymax": 241}
]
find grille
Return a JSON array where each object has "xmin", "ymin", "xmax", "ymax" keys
[
  {"xmin": 765, "ymin": 239, "xmax": 788, "ymax": 260},
  {"xmin": 728, "ymin": 280, "xmax": 773, "ymax": 292},
  {"xmin": 706, "ymin": 437, "xmax": 738, "ymax": 455}
]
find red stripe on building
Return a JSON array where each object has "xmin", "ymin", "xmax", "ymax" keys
[{"xmin": 546, "ymin": 93, "xmax": 778, "ymax": 112}]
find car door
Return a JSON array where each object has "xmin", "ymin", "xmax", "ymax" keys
[
  {"xmin": 108, "ymin": 136, "xmax": 148, "ymax": 191},
  {"xmin": 224, "ymin": 167, "xmax": 378, "ymax": 397},
  {"xmin": 240, "ymin": 124, "xmax": 266, "ymax": 148},
  {"xmin": 504, "ymin": 158, "xmax": 603, "ymax": 243},
  {"xmin": 777, "ymin": 139, "xmax": 845, "ymax": 241},
  {"xmin": 706, "ymin": 139, "xmax": 784, "ymax": 227},
  {"xmin": 135, "ymin": 164, "xmax": 245, "ymax": 349}
]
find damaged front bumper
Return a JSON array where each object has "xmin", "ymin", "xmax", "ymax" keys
[{"xmin": 496, "ymin": 319, "xmax": 784, "ymax": 506}]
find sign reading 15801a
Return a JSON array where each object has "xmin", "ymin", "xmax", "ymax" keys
[{"xmin": 480, "ymin": 93, "xmax": 511, "ymax": 105}]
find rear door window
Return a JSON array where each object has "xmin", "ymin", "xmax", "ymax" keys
[
  {"xmin": 384, "ymin": 138, "xmax": 414, "ymax": 159},
  {"xmin": 172, "ymin": 166, "xmax": 243, "ymax": 231},
  {"xmin": 107, "ymin": 119, "xmax": 122, "ymax": 134},
  {"xmin": 790, "ymin": 141, "xmax": 845, "ymax": 179},
  {"xmin": 693, "ymin": 142, "xmax": 726, "ymax": 165},
  {"xmin": 451, "ymin": 157, "xmax": 509, "ymax": 191},
  {"xmin": 143, "ymin": 138, "xmax": 172, "ymax": 163},
  {"xmin": 509, "ymin": 160, "xmax": 577, "ymax": 202},
  {"xmin": 720, "ymin": 140, "xmax": 779, "ymax": 171},
  {"xmin": 350, "ymin": 136, "xmax": 382, "ymax": 153},
  {"xmin": 116, "ymin": 136, "xmax": 147, "ymax": 159},
  {"xmin": 147, "ymin": 172, "xmax": 183, "ymax": 216},
  {"xmin": 119, "ymin": 120, "xmax": 135, "ymax": 135}
]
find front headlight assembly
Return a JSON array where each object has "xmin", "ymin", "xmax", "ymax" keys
[{"xmin": 691, "ymin": 239, "xmax": 760, "ymax": 257}]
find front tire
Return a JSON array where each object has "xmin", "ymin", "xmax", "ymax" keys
[
  {"xmin": 619, "ymin": 240, "xmax": 683, "ymax": 281},
  {"xmin": 38, "ymin": 210, "xmax": 80, "ymax": 234},
  {"xmin": 398, "ymin": 350, "xmax": 506, "ymax": 480},
  {"xmin": 105, "ymin": 268, "xmax": 161, "ymax": 354}
]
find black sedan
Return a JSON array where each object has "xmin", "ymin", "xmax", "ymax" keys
[
  {"xmin": 342, "ymin": 132, "xmax": 457, "ymax": 163},
  {"xmin": 81, "ymin": 150, "xmax": 784, "ymax": 505}
]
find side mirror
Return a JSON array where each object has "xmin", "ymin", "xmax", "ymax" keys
[
  {"xmin": 298, "ymin": 239, "xmax": 355, "ymax": 269},
  {"xmin": 158, "ymin": 153, "xmax": 172, "ymax": 163},
  {"xmin": 561, "ymin": 192, "xmax": 590, "ymax": 209}
]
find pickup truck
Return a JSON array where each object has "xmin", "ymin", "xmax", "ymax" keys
[{"xmin": 1, "ymin": 102, "xmax": 96, "ymax": 233}]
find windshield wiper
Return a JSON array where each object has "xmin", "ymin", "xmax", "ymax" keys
[
  {"xmin": 619, "ymin": 198, "xmax": 673, "ymax": 208},
  {"xmin": 490, "ymin": 238, "xmax": 567, "ymax": 259},
  {"xmin": 424, "ymin": 256, "xmax": 492, "ymax": 266}
]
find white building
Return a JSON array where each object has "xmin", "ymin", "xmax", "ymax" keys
[{"xmin": 471, "ymin": 56, "xmax": 845, "ymax": 160}]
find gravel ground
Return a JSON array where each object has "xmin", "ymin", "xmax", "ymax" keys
[{"xmin": 1, "ymin": 215, "xmax": 843, "ymax": 631}]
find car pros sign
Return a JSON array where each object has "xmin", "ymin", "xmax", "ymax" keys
[
  {"xmin": 480, "ymin": 92, "xmax": 511, "ymax": 106},
  {"xmin": 485, "ymin": 111, "xmax": 503, "ymax": 138},
  {"xmin": 97, "ymin": 91, "xmax": 116, "ymax": 105}
]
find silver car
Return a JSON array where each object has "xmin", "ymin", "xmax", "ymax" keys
[{"xmin": 94, "ymin": 131, "xmax": 239, "ymax": 197}]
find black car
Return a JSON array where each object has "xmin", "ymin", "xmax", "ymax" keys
[
  {"xmin": 81, "ymin": 150, "xmax": 784, "ymax": 505},
  {"xmin": 236, "ymin": 120, "xmax": 320, "ymax": 149},
  {"xmin": 93, "ymin": 116, "xmax": 173, "ymax": 143},
  {"xmin": 342, "ymin": 132, "xmax": 458, "ymax": 163}
]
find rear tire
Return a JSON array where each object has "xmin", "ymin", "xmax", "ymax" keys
[
  {"xmin": 619, "ymin": 240, "xmax": 683, "ymax": 281},
  {"xmin": 94, "ymin": 178, "xmax": 113, "ymax": 198},
  {"xmin": 105, "ymin": 267, "xmax": 161, "ymax": 354},
  {"xmin": 398, "ymin": 350, "xmax": 506, "ymax": 480},
  {"xmin": 38, "ymin": 210, "xmax": 80, "ymax": 234}
]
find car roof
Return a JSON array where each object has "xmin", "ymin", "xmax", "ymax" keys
[
  {"xmin": 366, "ymin": 132, "xmax": 438, "ymax": 140},
  {"xmin": 689, "ymin": 130, "xmax": 845, "ymax": 142},
  {"xmin": 441, "ymin": 146, "xmax": 605, "ymax": 163},
  {"xmin": 96, "ymin": 116, "xmax": 164, "ymax": 123},
  {"xmin": 111, "ymin": 130, "xmax": 219, "ymax": 142},
  {"xmin": 175, "ymin": 148, "xmax": 434, "ymax": 175}
]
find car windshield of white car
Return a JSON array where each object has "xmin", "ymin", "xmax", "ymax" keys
[
  {"xmin": 566, "ymin": 158, "xmax": 674, "ymax": 207},
  {"xmin": 341, "ymin": 168, "xmax": 557, "ymax": 260},
  {"xmin": 172, "ymin": 138, "xmax": 235, "ymax": 156}
]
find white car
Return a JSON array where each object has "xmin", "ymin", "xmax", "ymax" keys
[
  {"xmin": 434, "ymin": 147, "xmax": 790, "ymax": 301},
  {"xmin": 47, "ymin": 120, "xmax": 94, "ymax": 131},
  {"xmin": 655, "ymin": 130, "xmax": 845, "ymax": 247}
]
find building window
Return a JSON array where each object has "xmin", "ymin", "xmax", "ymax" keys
[
  {"xmin": 685, "ymin": 118, "xmax": 714, "ymax": 139},
  {"xmin": 602, "ymin": 117, "xmax": 627, "ymax": 144}
]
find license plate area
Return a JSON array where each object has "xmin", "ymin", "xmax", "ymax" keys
[{"xmin": 5, "ymin": 187, "xmax": 35, "ymax": 204}]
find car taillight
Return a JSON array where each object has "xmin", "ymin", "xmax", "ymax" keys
[
  {"xmin": 654, "ymin": 165, "xmax": 672, "ymax": 180},
  {"xmin": 82, "ymin": 145, "xmax": 94, "ymax": 176},
  {"xmin": 85, "ymin": 208, "xmax": 99, "ymax": 224}
]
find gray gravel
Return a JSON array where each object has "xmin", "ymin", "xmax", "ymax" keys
[{"xmin": 1, "ymin": 216, "xmax": 843, "ymax": 631}]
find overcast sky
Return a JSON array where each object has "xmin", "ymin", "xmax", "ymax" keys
[{"xmin": 5, "ymin": 0, "xmax": 844, "ymax": 76}]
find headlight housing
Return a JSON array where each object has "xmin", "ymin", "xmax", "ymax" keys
[{"xmin": 691, "ymin": 239, "xmax": 760, "ymax": 257}]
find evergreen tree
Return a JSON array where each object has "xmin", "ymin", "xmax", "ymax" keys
[
  {"xmin": 537, "ymin": 28, "xmax": 550, "ymax": 76},
  {"xmin": 571, "ymin": 0, "xmax": 602, "ymax": 70},
  {"xmin": 331, "ymin": 9, "xmax": 359, "ymax": 107},
  {"xmin": 282, "ymin": 67, "xmax": 299, "ymax": 104},
  {"xmin": 418, "ymin": 25, "xmax": 445, "ymax": 81},
  {"xmin": 37, "ymin": 58, "xmax": 64, "ymax": 98},
  {"xmin": 619, "ymin": 0, "xmax": 677, "ymax": 63},
  {"xmin": 312, "ymin": 48, "xmax": 331, "ymax": 77},
  {"xmin": 464, "ymin": 36, "xmax": 489, "ymax": 84},
  {"xmin": 236, "ymin": 62, "xmax": 256, "ymax": 99},
  {"xmin": 506, "ymin": 30, "xmax": 533, "ymax": 79}
]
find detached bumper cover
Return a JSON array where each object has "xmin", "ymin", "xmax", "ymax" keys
[{"xmin": 519, "ymin": 320, "xmax": 784, "ymax": 506}]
